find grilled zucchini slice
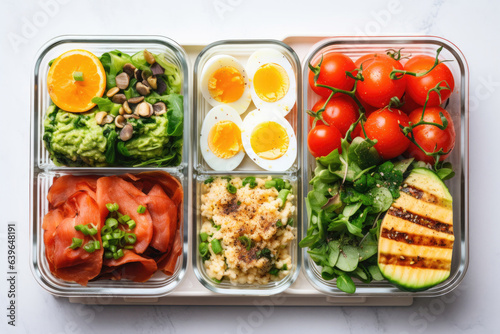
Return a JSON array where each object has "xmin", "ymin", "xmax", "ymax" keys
[{"xmin": 378, "ymin": 168, "xmax": 454, "ymax": 291}]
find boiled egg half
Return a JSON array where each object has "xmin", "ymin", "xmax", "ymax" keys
[
  {"xmin": 200, "ymin": 105, "xmax": 245, "ymax": 171},
  {"xmin": 200, "ymin": 55, "xmax": 252, "ymax": 114},
  {"xmin": 241, "ymin": 108, "xmax": 297, "ymax": 171},
  {"xmin": 246, "ymin": 49, "xmax": 296, "ymax": 116}
]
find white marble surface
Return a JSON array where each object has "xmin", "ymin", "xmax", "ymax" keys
[{"xmin": 0, "ymin": 0, "xmax": 498, "ymax": 332}]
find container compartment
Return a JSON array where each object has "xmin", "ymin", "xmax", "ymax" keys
[
  {"xmin": 191, "ymin": 40, "xmax": 302, "ymax": 295},
  {"xmin": 301, "ymin": 36, "xmax": 469, "ymax": 297},
  {"xmin": 31, "ymin": 35, "xmax": 190, "ymax": 171},
  {"xmin": 30, "ymin": 169, "xmax": 188, "ymax": 298}
]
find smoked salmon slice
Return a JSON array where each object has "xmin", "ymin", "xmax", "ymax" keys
[
  {"xmin": 43, "ymin": 191, "xmax": 103, "ymax": 286},
  {"xmin": 42, "ymin": 171, "xmax": 183, "ymax": 286},
  {"xmin": 96, "ymin": 176, "xmax": 153, "ymax": 254},
  {"xmin": 102, "ymin": 251, "xmax": 158, "ymax": 282}
]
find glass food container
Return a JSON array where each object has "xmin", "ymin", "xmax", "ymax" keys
[
  {"xmin": 301, "ymin": 36, "xmax": 469, "ymax": 297},
  {"xmin": 191, "ymin": 40, "xmax": 302, "ymax": 295},
  {"xmin": 30, "ymin": 35, "xmax": 190, "ymax": 298}
]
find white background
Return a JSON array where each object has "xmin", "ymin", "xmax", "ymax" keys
[{"xmin": 0, "ymin": 0, "xmax": 498, "ymax": 333}]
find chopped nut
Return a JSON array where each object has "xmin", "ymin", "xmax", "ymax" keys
[
  {"xmin": 95, "ymin": 111, "xmax": 108, "ymax": 125},
  {"xmin": 115, "ymin": 72, "xmax": 130, "ymax": 90},
  {"xmin": 115, "ymin": 115, "xmax": 127, "ymax": 128},
  {"xmin": 120, "ymin": 124, "xmax": 133, "ymax": 141},
  {"xmin": 143, "ymin": 49, "xmax": 155, "ymax": 65},
  {"xmin": 123, "ymin": 63, "xmax": 136, "ymax": 77},
  {"xmin": 111, "ymin": 94, "xmax": 127, "ymax": 104},
  {"xmin": 123, "ymin": 101, "xmax": 132, "ymax": 114},
  {"xmin": 106, "ymin": 87, "xmax": 120, "ymax": 98}
]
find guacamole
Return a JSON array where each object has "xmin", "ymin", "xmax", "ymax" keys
[
  {"xmin": 43, "ymin": 106, "xmax": 110, "ymax": 166},
  {"xmin": 43, "ymin": 95, "xmax": 184, "ymax": 167}
]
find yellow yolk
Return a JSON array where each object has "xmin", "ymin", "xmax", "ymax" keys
[
  {"xmin": 208, "ymin": 66, "xmax": 245, "ymax": 103},
  {"xmin": 208, "ymin": 120, "xmax": 243, "ymax": 159},
  {"xmin": 253, "ymin": 63, "xmax": 289, "ymax": 103},
  {"xmin": 250, "ymin": 121, "xmax": 289, "ymax": 160}
]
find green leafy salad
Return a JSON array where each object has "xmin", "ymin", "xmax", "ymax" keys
[{"xmin": 43, "ymin": 49, "xmax": 184, "ymax": 167}]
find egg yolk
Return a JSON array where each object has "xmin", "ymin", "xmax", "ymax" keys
[
  {"xmin": 208, "ymin": 120, "xmax": 243, "ymax": 159},
  {"xmin": 208, "ymin": 66, "xmax": 245, "ymax": 103},
  {"xmin": 253, "ymin": 63, "xmax": 289, "ymax": 103},
  {"xmin": 250, "ymin": 121, "xmax": 289, "ymax": 160}
]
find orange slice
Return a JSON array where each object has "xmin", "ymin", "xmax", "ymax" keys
[{"xmin": 47, "ymin": 49, "xmax": 106, "ymax": 113}]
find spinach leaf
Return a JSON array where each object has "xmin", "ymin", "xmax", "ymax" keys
[{"xmin": 104, "ymin": 130, "xmax": 118, "ymax": 164}]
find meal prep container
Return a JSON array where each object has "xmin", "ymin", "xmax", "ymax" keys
[
  {"xmin": 29, "ymin": 35, "xmax": 469, "ymax": 304},
  {"xmin": 30, "ymin": 35, "xmax": 190, "ymax": 298},
  {"xmin": 301, "ymin": 36, "xmax": 469, "ymax": 297},
  {"xmin": 191, "ymin": 40, "xmax": 302, "ymax": 295}
]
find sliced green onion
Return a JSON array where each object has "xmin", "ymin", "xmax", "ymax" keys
[
  {"xmin": 284, "ymin": 181, "xmax": 292, "ymax": 190},
  {"xmin": 101, "ymin": 226, "xmax": 112, "ymax": 235},
  {"xmin": 211, "ymin": 239, "xmax": 223, "ymax": 254},
  {"xmin": 237, "ymin": 201, "xmax": 241, "ymax": 206},
  {"xmin": 200, "ymin": 232, "xmax": 209, "ymax": 242},
  {"xmin": 199, "ymin": 242, "xmax": 209, "ymax": 257},
  {"xmin": 242, "ymin": 176, "xmax": 257, "ymax": 189},
  {"xmin": 282, "ymin": 263, "xmax": 288, "ymax": 270},
  {"xmin": 278, "ymin": 189, "xmax": 290, "ymax": 208},
  {"xmin": 276, "ymin": 220, "xmax": 283, "ymax": 227},
  {"xmin": 102, "ymin": 234, "xmax": 112, "ymax": 241},
  {"xmin": 137, "ymin": 205, "xmax": 146, "ymax": 214},
  {"xmin": 238, "ymin": 236, "xmax": 252, "ymax": 251},
  {"xmin": 110, "ymin": 245, "xmax": 117, "ymax": 253},
  {"xmin": 105, "ymin": 218, "xmax": 118, "ymax": 229},
  {"xmin": 102, "ymin": 240, "xmax": 109, "ymax": 249},
  {"xmin": 104, "ymin": 251, "xmax": 113, "ymax": 259},
  {"xmin": 112, "ymin": 231, "xmax": 123, "ymax": 239},
  {"xmin": 74, "ymin": 224, "xmax": 84, "ymax": 232},
  {"xmin": 125, "ymin": 233, "xmax": 137, "ymax": 244},
  {"xmin": 226, "ymin": 183, "xmax": 237, "ymax": 194},
  {"xmin": 127, "ymin": 220, "xmax": 136, "ymax": 230},
  {"xmin": 204, "ymin": 177, "xmax": 214, "ymax": 184},
  {"xmin": 116, "ymin": 248, "xmax": 124, "ymax": 258},
  {"xmin": 124, "ymin": 245, "xmax": 134, "ymax": 250},
  {"xmin": 287, "ymin": 218, "xmax": 294, "ymax": 226},
  {"xmin": 83, "ymin": 242, "xmax": 96, "ymax": 253},
  {"xmin": 215, "ymin": 224, "xmax": 221, "ymax": 231},
  {"xmin": 94, "ymin": 240, "xmax": 101, "ymax": 250},
  {"xmin": 269, "ymin": 267, "xmax": 279, "ymax": 276},
  {"xmin": 212, "ymin": 277, "xmax": 222, "ymax": 284},
  {"xmin": 113, "ymin": 203, "xmax": 119, "ymax": 212},
  {"xmin": 73, "ymin": 71, "xmax": 84, "ymax": 81},
  {"xmin": 106, "ymin": 203, "xmax": 118, "ymax": 212},
  {"xmin": 113, "ymin": 252, "xmax": 120, "ymax": 260},
  {"xmin": 221, "ymin": 176, "xmax": 232, "ymax": 181},
  {"xmin": 69, "ymin": 238, "xmax": 83, "ymax": 250},
  {"xmin": 118, "ymin": 215, "xmax": 130, "ymax": 224},
  {"xmin": 87, "ymin": 224, "xmax": 98, "ymax": 236}
]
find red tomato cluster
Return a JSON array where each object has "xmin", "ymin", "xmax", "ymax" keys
[{"xmin": 307, "ymin": 50, "xmax": 456, "ymax": 163}]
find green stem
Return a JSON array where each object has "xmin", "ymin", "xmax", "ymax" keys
[{"xmin": 389, "ymin": 46, "xmax": 447, "ymax": 80}]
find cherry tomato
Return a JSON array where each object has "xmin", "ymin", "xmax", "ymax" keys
[
  {"xmin": 308, "ymin": 52, "xmax": 355, "ymax": 98},
  {"xmin": 399, "ymin": 93, "xmax": 421, "ymax": 114},
  {"xmin": 405, "ymin": 106, "xmax": 455, "ymax": 164},
  {"xmin": 309, "ymin": 94, "xmax": 359, "ymax": 136},
  {"xmin": 361, "ymin": 108, "xmax": 410, "ymax": 159},
  {"xmin": 356, "ymin": 55, "xmax": 406, "ymax": 108},
  {"xmin": 404, "ymin": 55, "xmax": 455, "ymax": 106},
  {"xmin": 308, "ymin": 124, "xmax": 342, "ymax": 158}
]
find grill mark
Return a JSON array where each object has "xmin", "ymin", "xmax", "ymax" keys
[
  {"xmin": 388, "ymin": 207, "xmax": 453, "ymax": 235},
  {"xmin": 381, "ymin": 227, "xmax": 454, "ymax": 248},
  {"xmin": 401, "ymin": 184, "xmax": 449, "ymax": 207},
  {"xmin": 379, "ymin": 252, "xmax": 451, "ymax": 270}
]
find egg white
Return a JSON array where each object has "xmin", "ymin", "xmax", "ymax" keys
[
  {"xmin": 200, "ymin": 105, "xmax": 245, "ymax": 171},
  {"xmin": 200, "ymin": 55, "xmax": 252, "ymax": 115},
  {"xmin": 246, "ymin": 49, "xmax": 297, "ymax": 116},
  {"xmin": 241, "ymin": 108, "xmax": 297, "ymax": 171}
]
